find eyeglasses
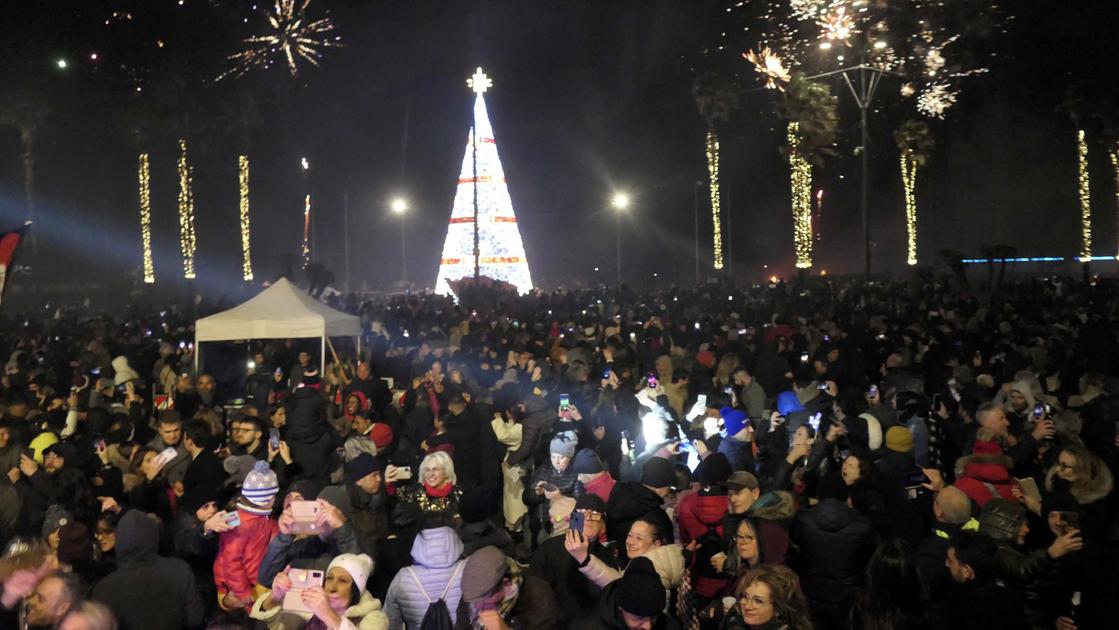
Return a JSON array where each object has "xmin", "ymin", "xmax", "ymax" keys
[
  {"xmin": 95, "ymin": 528, "xmax": 113, "ymax": 537},
  {"xmin": 739, "ymin": 595, "xmax": 772, "ymax": 609},
  {"xmin": 577, "ymin": 510, "xmax": 604, "ymax": 521},
  {"xmin": 732, "ymin": 534, "xmax": 755, "ymax": 543}
]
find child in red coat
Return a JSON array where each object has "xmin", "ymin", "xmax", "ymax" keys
[{"xmin": 213, "ymin": 460, "xmax": 280, "ymax": 611}]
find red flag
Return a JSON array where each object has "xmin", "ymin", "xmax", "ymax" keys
[{"xmin": 0, "ymin": 225, "xmax": 29, "ymax": 310}]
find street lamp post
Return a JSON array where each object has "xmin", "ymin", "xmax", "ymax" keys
[
  {"xmin": 611, "ymin": 192, "xmax": 630, "ymax": 285},
  {"xmin": 391, "ymin": 198, "xmax": 408, "ymax": 282}
]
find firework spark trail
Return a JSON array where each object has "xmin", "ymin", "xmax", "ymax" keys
[
  {"xmin": 217, "ymin": 0, "xmax": 341, "ymax": 81},
  {"xmin": 745, "ymin": 46, "xmax": 791, "ymax": 90}
]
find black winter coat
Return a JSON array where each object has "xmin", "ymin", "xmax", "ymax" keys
[
  {"xmin": 528, "ymin": 533, "xmax": 621, "ymax": 620},
  {"xmin": 92, "ymin": 511, "xmax": 205, "ymax": 630},
  {"xmin": 790, "ymin": 498, "xmax": 878, "ymax": 606}
]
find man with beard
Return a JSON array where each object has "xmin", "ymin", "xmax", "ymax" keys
[{"xmin": 229, "ymin": 415, "xmax": 268, "ymax": 460}]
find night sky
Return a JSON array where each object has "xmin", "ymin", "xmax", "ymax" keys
[{"xmin": 0, "ymin": 1, "xmax": 1117, "ymax": 300}]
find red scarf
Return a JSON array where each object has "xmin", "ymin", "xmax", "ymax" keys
[{"xmin": 424, "ymin": 482, "xmax": 453, "ymax": 498}]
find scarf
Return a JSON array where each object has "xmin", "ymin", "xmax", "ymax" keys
[
  {"xmin": 470, "ymin": 560, "xmax": 523, "ymax": 629},
  {"xmin": 424, "ymin": 481, "xmax": 454, "ymax": 498}
]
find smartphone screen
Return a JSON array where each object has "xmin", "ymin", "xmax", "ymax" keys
[
  {"xmin": 647, "ymin": 375, "xmax": 658, "ymax": 389},
  {"xmin": 269, "ymin": 429, "xmax": 281, "ymax": 450},
  {"xmin": 570, "ymin": 510, "xmax": 585, "ymax": 536},
  {"xmin": 1033, "ymin": 402, "xmax": 1045, "ymax": 420},
  {"xmin": 559, "ymin": 394, "xmax": 570, "ymax": 409}
]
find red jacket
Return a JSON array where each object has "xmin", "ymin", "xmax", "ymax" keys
[
  {"xmin": 213, "ymin": 509, "xmax": 278, "ymax": 608},
  {"xmin": 954, "ymin": 462, "xmax": 1020, "ymax": 509},
  {"xmin": 677, "ymin": 490, "xmax": 728, "ymax": 545},
  {"xmin": 583, "ymin": 472, "xmax": 616, "ymax": 504}
]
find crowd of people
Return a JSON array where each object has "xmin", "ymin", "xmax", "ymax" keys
[{"xmin": 0, "ymin": 276, "xmax": 1116, "ymax": 630}]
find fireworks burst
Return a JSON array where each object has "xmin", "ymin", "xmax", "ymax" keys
[
  {"xmin": 818, "ymin": 3, "xmax": 858, "ymax": 43},
  {"xmin": 217, "ymin": 0, "xmax": 341, "ymax": 81},
  {"xmin": 745, "ymin": 46, "xmax": 792, "ymax": 90},
  {"xmin": 917, "ymin": 82, "xmax": 957, "ymax": 118}
]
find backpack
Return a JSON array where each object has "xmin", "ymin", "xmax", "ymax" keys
[{"xmin": 406, "ymin": 562, "xmax": 464, "ymax": 630}]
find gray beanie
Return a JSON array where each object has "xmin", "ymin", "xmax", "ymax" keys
[{"xmin": 549, "ymin": 430, "xmax": 577, "ymax": 458}]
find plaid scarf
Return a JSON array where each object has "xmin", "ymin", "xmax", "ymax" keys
[{"xmin": 469, "ymin": 560, "xmax": 523, "ymax": 629}]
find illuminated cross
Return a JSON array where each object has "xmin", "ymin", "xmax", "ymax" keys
[{"xmin": 467, "ymin": 67, "xmax": 492, "ymax": 94}]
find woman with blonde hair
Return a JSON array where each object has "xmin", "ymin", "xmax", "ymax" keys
[
  {"xmin": 714, "ymin": 354, "xmax": 741, "ymax": 390},
  {"xmin": 395, "ymin": 451, "xmax": 462, "ymax": 519},
  {"xmin": 1044, "ymin": 444, "xmax": 1113, "ymax": 541},
  {"xmin": 720, "ymin": 564, "xmax": 813, "ymax": 630}
]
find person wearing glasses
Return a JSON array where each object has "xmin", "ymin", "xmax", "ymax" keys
[
  {"xmin": 529, "ymin": 494, "xmax": 620, "ymax": 621},
  {"xmin": 720, "ymin": 565, "xmax": 812, "ymax": 630}
]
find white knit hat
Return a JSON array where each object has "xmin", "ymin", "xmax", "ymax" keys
[
  {"xmin": 241, "ymin": 460, "xmax": 279, "ymax": 506},
  {"xmin": 328, "ymin": 553, "xmax": 374, "ymax": 593},
  {"xmin": 858, "ymin": 413, "xmax": 884, "ymax": 451}
]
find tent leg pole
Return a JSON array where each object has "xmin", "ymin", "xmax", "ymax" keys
[{"xmin": 321, "ymin": 337, "xmax": 326, "ymax": 374}]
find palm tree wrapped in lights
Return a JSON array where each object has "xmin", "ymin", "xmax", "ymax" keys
[
  {"xmin": 692, "ymin": 73, "xmax": 738, "ymax": 272},
  {"xmin": 894, "ymin": 120, "xmax": 935, "ymax": 266}
]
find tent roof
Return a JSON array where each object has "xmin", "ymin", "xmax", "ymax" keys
[{"xmin": 195, "ymin": 278, "xmax": 360, "ymax": 342}]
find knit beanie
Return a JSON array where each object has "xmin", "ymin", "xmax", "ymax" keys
[
  {"xmin": 241, "ymin": 460, "xmax": 279, "ymax": 507},
  {"xmin": 616, "ymin": 557, "xmax": 665, "ymax": 617},
  {"xmin": 56, "ymin": 522, "xmax": 93, "ymax": 564},
  {"xmin": 369, "ymin": 423, "xmax": 394, "ymax": 449},
  {"xmin": 720, "ymin": 407, "xmax": 748, "ymax": 437},
  {"xmin": 42, "ymin": 505, "xmax": 73, "ymax": 539},
  {"xmin": 884, "ymin": 426, "xmax": 915, "ymax": 453},
  {"xmin": 328, "ymin": 553, "xmax": 374, "ymax": 593},
  {"xmin": 550, "ymin": 431, "xmax": 577, "ymax": 458},
  {"xmin": 572, "ymin": 449, "xmax": 604, "ymax": 474},
  {"xmin": 641, "ymin": 456, "xmax": 676, "ymax": 489}
]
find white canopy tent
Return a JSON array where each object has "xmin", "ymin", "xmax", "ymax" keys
[{"xmin": 194, "ymin": 278, "xmax": 361, "ymax": 373}]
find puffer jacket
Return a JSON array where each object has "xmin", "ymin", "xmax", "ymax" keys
[
  {"xmin": 790, "ymin": 498, "xmax": 878, "ymax": 606},
  {"xmin": 676, "ymin": 489, "xmax": 728, "ymax": 545},
  {"xmin": 214, "ymin": 509, "xmax": 279, "ymax": 608},
  {"xmin": 954, "ymin": 453, "xmax": 1020, "ymax": 510},
  {"xmin": 382, "ymin": 526, "xmax": 466, "ymax": 630},
  {"xmin": 251, "ymin": 589, "xmax": 388, "ymax": 630},
  {"xmin": 523, "ymin": 462, "xmax": 581, "ymax": 526}
]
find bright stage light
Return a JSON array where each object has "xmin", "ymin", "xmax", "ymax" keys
[
  {"xmin": 391, "ymin": 198, "xmax": 408, "ymax": 214},
  {"xmin": 611, "ymin": 192, "xmax": 631, "ymax": 210}
]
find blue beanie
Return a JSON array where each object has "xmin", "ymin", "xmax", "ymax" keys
[
  {"xmin": 720, "ymin": 406, "xmax": 748, "ymax": 436},
  {"xmin": 777, "ymin": 391, "xmax": 805, "ymax": 416}
]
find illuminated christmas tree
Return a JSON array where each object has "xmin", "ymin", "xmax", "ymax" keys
[{"xmin": 435, "ymin": 68, "xmax": 533, "ymax": 295}]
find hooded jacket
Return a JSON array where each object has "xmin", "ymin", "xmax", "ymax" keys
[
  {"xmin": 953, "ymin": 452, "xmax": 1020, "ymax": 510},
  {"xmin": 790, "ymin": 498, "xmax": 878, "ymax": 606},
  {"xmin": 250, "ymin": 589, "xmax": 389, "ymax": 630},
  {"xmin": 382, "ymin": 526, "xmax": 467, "ymax": 630},
  {"xmin": 92, "ymin": 510, "xmax": 205, "ymax": 630}
]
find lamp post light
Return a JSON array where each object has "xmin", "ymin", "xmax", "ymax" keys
[
  {"xmin": 391, "ymin": 197, "xmax": 408, "ymax": 282},
  {"xmin": 611, "ymin": 192, "xmax": 630, "ymax": 285}
]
